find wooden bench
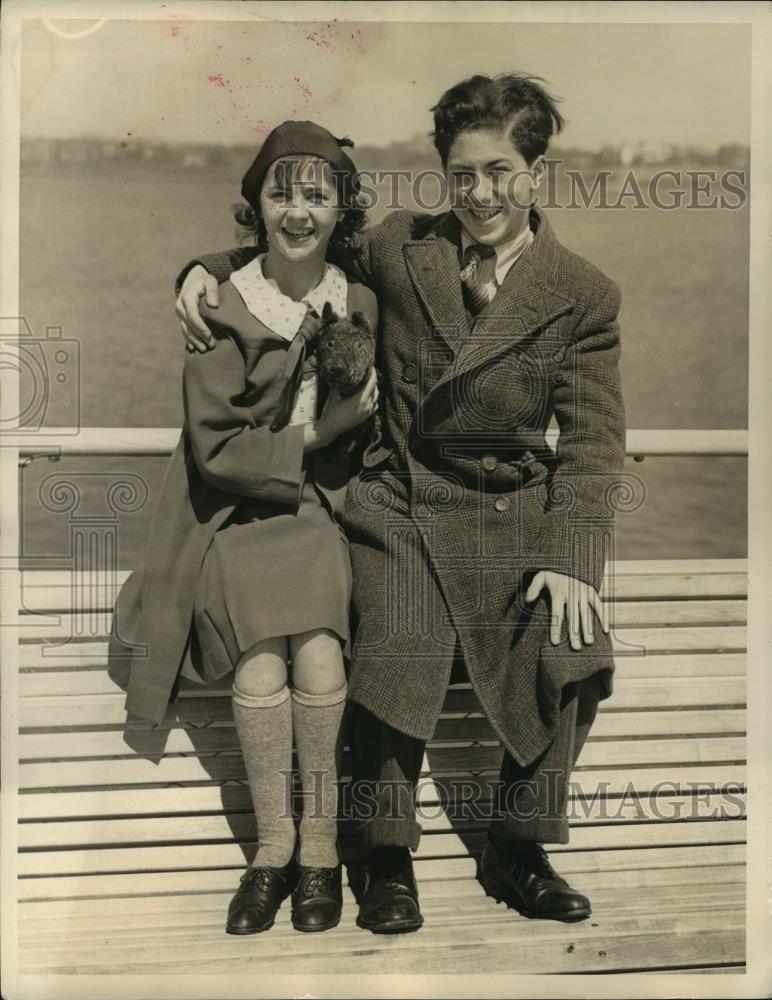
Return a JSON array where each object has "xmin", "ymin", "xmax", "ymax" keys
[{"xmin": 16, "ymin": 558, "xmax": 746, "ymax": 975}]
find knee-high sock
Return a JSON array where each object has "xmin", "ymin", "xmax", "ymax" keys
[
  {"xmin": 291, "ymin": 684, "xmax": 346, "ymax": 868},
  {"xmin": 232, "ymin": 684, "xmax": 296, "ymax": 869}
]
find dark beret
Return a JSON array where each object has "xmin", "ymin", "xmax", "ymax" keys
[{"xmin": 241, "ymin": 120, "xmax": 357, "ymax": 208}]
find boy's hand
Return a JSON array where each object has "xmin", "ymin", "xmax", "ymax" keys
[
  {"xmin": 525, "ymin": 571, "xmax": 609, "ymax": 650},
  {"xmin": 176, "ymin": 265, "xmax": 219, "ymax": 352}
]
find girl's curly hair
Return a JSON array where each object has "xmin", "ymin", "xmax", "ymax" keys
[{"xmin": 232, "ymin": 152, "xmax": 368, "ymax": 252}]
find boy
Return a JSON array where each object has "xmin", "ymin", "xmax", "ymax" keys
[{"xmin": 175, "ymin": 73, "xmax": 625, "ymax": 932}]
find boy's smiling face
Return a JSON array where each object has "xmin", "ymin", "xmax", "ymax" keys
[{"xmin": 445, "ymin": 126, "xmax": 545, "ymax": 247}]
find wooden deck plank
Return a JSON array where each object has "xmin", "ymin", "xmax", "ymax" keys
[
  {"xmin": 27, "ymin": 579, "xmax": 739, "ymax": 612},
  {"xmin": 18, "ymin": 881, "xmax": 745, "ymax": 946},
  {"xmin": 600, "ymin": 559, "xmax": 747, "ymax": 575},
  {"xmin": 16, "ymin": 676, "xmax": 747, "ymax": 729},
  {"xmin": 16, "ymin": 904, "xmax": 745, "ymax": 975},
  {"xmin": 218, "ymin": 927, "xmax": 744, "ymax": 977},
  {"xmin": 442, "ymin": 680, "xmax": 746, "ymax": 714},
  {"xmin": 17, "ymin": 843, "xmax": 746, "ymax": 901},
  {"xmin": 16, "ymin": 819, "xmax": 747, "ymax": 876},
  {"xmin": 16, "ymin": 621, "xmax": 749, "ymax": 655},
  {"xmin": 17, "ymin": 934, "xmax": 746, "ymax": 977},
  {"xmin": 16, "ymin": 764, "xmax": 747, "ymax": 821},
  {"xmin": 607, "ymin": 575, "xmax": 747, "ymax": 600},
  {"xmin": 16, "ymin": 708, "xmax": 747, "ymax": 762},
  {"xmin": 17, "ymin": 882, "xmax": 746, "ymax": 943},
  {"xmin": 17, "ymin": 874, "xmax": 746, "ymax": 921},
  {"xmin": 16, "ymin": 735, "xmax": 747, "ymax": 790},
  {"xmin": 15, "ymin": 598, "xmax": 750, "ymax": 633},
  {"xmin": 17, "ymin": 651, "xmax": 748, "ymax": 695},
  {"xmin": 18, "ymin": 791, "xmax": 746, "ymax": 852},
  {"xmin": 16, "ymin": 652, "xmax": 749, "ymax": 685},
  {"xmin": 18, "ymin": 789, "xmax": 746, "ymax": 851},
  {"xmin": 18, "ymin": 561, "xmax": 748, "ymax": 613},
  {"xmin": 15, "ymin": 864, "xmax": 746, "ymax": 925},
  {"xmin": 432, "ymin": 708, "xmax": 746, "ymax": 741}
]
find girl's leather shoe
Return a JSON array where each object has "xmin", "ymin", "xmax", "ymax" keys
[
  {"xmin": 225, "ymin": 862, "xmax": 294, "ymax": 935},
  {"xmin": 291, "ymin": 865, "xmax": 343, "ymax": 932}
]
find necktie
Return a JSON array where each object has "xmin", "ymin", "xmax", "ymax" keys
[
  {"xmin": 460, "ymin": 242, "xmax": 496, "ymax": 316},
  {"xmin": 271, "ymin": 306, "xmax": 322, "ymax": 432}
]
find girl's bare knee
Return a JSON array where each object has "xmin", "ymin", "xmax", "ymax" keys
[
  {"xmin": 290, "ymin": 628, "xmax": 345, "ymax": 695},
  {"xmin": 234, "ymin": 636, "xmax": 288, "ymax": 698},
  {"xmin": 289, "ymin": 628, "xmax": 340, "ymax": 662}
]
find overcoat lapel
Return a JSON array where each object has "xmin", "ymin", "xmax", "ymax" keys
[
  {"xmin": 426, "ymin": 209, "xmax": 575, "ymax": 398},
  {"xmin": 447, "ymin": 264, "xmax": 574, "ymax": 382},
  {"xmin": 402, "ymin": 214, "xmax": 469, "ymax": 353}
]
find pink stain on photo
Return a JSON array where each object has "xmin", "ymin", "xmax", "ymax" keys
[
  {"xmin": 292, "ymin": 75, "xmax": 312, "ymax": 100},
  {"xmin": 207, "ymin": 74, "xmax": 238, "ymax": 112},
  {"xmin": 306, "ymin": 31, "xmax": 335, "ymax": 51},
  {"xmin": 163, "ymin": 9, "xmax": 191, "ymax": 49}
]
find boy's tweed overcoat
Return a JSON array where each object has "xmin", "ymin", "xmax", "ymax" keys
[{"xmin": 187, "ymin": 206, "xmax": 626, "ymax": 766}]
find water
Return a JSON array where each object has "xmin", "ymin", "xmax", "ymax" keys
[{"xmin": 18, "ymin": 165, "xmax": 748, "ymax": 567}]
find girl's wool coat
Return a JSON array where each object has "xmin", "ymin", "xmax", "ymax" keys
[{"xmin": 108, "ymin": 277, "xmax": 377, "ymax": 725}]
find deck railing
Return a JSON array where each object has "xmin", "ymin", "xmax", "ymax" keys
[{"xmin": 16, "ymin": 427, "xmax": 749, "ymax": 461}]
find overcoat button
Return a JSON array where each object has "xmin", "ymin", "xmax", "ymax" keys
[
  {"xmin": 554, "ymin": 348, "xmax": 566, "ymax": 363},
  {"xmin": 481, "ymin": 453, "xmax": 498, "ymax": 472},
  {"xmin": 403, "ymin": 363, "xmax": 418, "ymax": 383},
  {"xmin": 494, "ymin": 496, "xmax": 511, "ymax": 513},
  {"xmin": 554, "ymin": 372, "xmax": 565, "ymax": 384}
]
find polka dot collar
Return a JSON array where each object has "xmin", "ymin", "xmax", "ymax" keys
[{"xmin": 230, "ymin": 253, "xmax": 348, "ymax": 340}]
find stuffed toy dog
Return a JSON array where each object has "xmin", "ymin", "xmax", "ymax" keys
[
  {"xmin": 317, "ymin": 302, "xmax": 375, "ymax": 395},
  {"xmin": 316, "ymin": 302, "xmax": 383, "ymax": 461}
]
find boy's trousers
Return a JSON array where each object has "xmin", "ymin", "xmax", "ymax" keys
[{"xmin": 347, "ymin": 660, "xmax": 603, "ymax": 851}]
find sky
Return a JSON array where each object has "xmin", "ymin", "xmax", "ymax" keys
[{"xmin": 18, "ymin": 16, "xmax": 751, "ymax": 149}]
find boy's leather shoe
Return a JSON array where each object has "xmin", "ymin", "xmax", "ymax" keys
[
  {"xmin": 478, "ymin": 838, "xmax": 591, "ymax": 921},
  {"xmin": 356, "ymin": 846, "xmax": 424, "ymax": 934},
  {"xmin": 291, "ymin": 865, "xmax": 343, "ymax": 932},
  {"xmin": 225, "ymin": 861, "xmax": 294, "ymax": 934}
]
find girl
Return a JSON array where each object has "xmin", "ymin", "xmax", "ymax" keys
[{"xmin": 110, "ymin": 121, "xmax": 378, "ymax": 935}]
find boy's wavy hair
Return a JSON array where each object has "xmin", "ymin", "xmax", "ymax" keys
[
  {"xmin": 431, "ymin": 72, "xmax": 565, "ymax": 166},
  {"xmin": 232, "ymin": 149, "xmax": 368, "ymax": 253}
]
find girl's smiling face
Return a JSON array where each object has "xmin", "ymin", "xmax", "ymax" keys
[
  {"xmin": 445, "ymin": 126, "xmax": 545, "ymax": 247},
  {"xmin": 259, "ymin": 156, "xmax": 343, "ymax": 264}
]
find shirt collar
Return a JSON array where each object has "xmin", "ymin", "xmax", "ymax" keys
[
  {"xmin": 230, "ymin": 254, "xmax": 348, "ymax": 340},
  {"xmin": 460, "ymin": 224, "xmax": 534, "ymax": 286}
]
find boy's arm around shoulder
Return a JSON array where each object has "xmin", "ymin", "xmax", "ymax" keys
[{"xmin": 175, "ymin": 245, "xmax": 259, "ymax": 297}]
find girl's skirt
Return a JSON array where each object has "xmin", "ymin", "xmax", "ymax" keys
[{"xmin": 183, "ymin": 477, "xmax": 351, "ymax": 684}]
